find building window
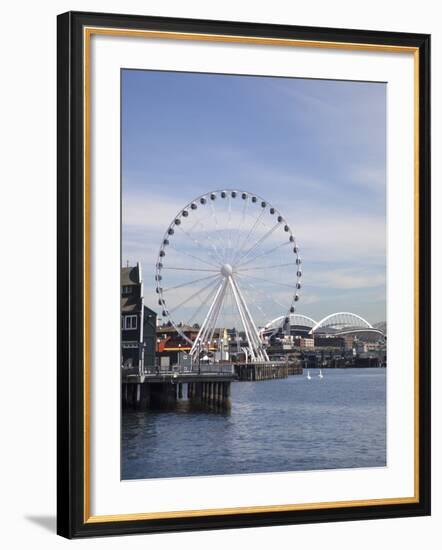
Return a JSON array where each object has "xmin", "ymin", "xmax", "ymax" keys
[
  {"xmin": 122, "ymin": 315, "xmax": 137, "ymax": 330},
  {"xmin": 122, "ymin": 342, "xmax": 138, "ymax": 349},
  {"xmin": 122, "ymin": 286, "xmax": 132, "ymax": 295}
]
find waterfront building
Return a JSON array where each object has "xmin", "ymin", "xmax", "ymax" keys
[
  {"xmin": 155, "ymin": 325, "xmax": 230, "ymax": 367},
  {"xmin": 121, "ymin": 263, "xmax": 157, "ymax": 372},
  {"xmin": 211, "ymin": 327, "xmax": 230, "ymax": 361},
  {"xmin": 299, "ymin": 337, "xmax": 314, "ymax": 348},
  {"xmin": 343, "ymin": 334, "xmax": 356, "ymax": 350},
  {"xmin": 313, "ymin": 336, "xmax": 345, "ymax": 349},
  {"xmin": 156, "ymin": 325, "xmax": 197, "ymax": 368}
]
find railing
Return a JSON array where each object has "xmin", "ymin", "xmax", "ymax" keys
[
  {"xmin": 122, "ymin": 364, "xmax": 235, "ymax": 376},
  {"xmin": 195, "ymin": 364, "xmax": 235, "ymax": 374}
]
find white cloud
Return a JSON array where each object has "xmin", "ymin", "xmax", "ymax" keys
[
  {"xmin": 307, "ymin": 268, "xmax": 385, "ymax": 290},
  {"xmin": 122, "ymin": 192, "xmax": 186, "ymax": 230},
  {"xmin": 277, "ymin": 197, "xmax": 386, "ymax": 263},
  {"xmin": 123, "ymin": 182, "xmax": 386, "ymax": 322},
  {"xmin": 348, "ymin": 165, "xmax": 386, "ymax": 191}
]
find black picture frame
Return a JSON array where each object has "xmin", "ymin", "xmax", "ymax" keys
[{"xmin": 57, "ymin": 10, "xmax": 431, "ymax": 539}]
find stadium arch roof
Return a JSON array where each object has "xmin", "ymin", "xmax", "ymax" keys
[
  {"xmin": 309, "ymin": 312, "xmax": 372, "ymax": 334},
  {"xmin": 264, "ymin": 314, "xmax": 317, "ymax": 331},
  {"xmin": 308, "ymin": 312, "xmax": 385, "ymax": 340},
  {"xmin": 261, "ymin": 311, "xmax": 384, "ymax": 340}
]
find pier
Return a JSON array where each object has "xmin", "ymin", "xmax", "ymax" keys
[
  {"xmin": 121, "ymin": 359, "xmax": 302, "ymax": 410},
  {"xmin": 122, "ymin": 364, "xmax": 235, "ymax": 410},
  {"xmin": 234, "ymin": 361, "xmax": 296, "ymax": 381}
]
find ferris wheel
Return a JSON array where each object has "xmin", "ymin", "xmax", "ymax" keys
[{"xmin": 154, "ymin": 189, "xmax": 302, "ymax": 363}]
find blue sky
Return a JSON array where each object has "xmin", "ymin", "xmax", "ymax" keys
[{"xmin": 122, "ymin": 69, "xmax": 386, "ymax": 324}]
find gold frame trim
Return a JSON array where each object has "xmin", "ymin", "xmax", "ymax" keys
[{"xmin": 83, "ymin": 27, "xmax": 420, "ymax": 524}]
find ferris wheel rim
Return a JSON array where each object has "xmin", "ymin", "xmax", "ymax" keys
[{"xmin": 154, "ymin": 188, "xmax": 302, "ymax": 348}]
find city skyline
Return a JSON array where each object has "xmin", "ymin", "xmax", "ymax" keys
[{"xmin": 122, "ymin": 69, "xmax": 386, "ymax": 324}]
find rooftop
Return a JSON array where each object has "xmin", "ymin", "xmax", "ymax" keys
[
  {"xmin": 121, "ymin": 264, "xmax": 141, "ymax": 286},
  {"xmin": 121, "ymin": 264, "xmax": 141, "ymax": 313}
]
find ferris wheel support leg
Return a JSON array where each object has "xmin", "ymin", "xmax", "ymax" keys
[
  {"xmin": 233, "ymin": 280, "xmax": 262, "ymax": 362},
  {"xmin": 228, "ymin": 277, "xmax": 258, "ymax": 362},
  {"xmin": 195, "ymin": 285, "xmax": 225, "ymax": 355},
  {"xmin": 208, "ymin": 283, "xmax": 228, "ymax": 348},
  {"xmin": 190, "ymin": 280, "xmax": 225, "ymax": 357},
  {"xmin": 231, "ymin": 277, "xmax": 268, "ymax": 362}
]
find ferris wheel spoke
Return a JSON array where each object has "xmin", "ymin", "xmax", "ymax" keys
[
  {"xmin": 227, "ymin": 195, "xmax": 233, "ymax": 263},
  {"xmin": 235, "ymin": 278, "xmax": 271, "ymax": 324},
  {"xmin": 167, "ymin": 242, "xmax": 220, "ymax": 269},
  {"xmin": 231, "ymin": 207, "xmax": 267, "ymax": 265},
  {"xmin": 237, "ymin": 274, "xmax": 290, "ymax": 314},
  {"xmin": 232, "ymin": 197, "xmax": 249, "ymax": 261},
  {"xmin": 237, "ymin": 261, "xmax": 296, "ymax": 272},
  {"xmin": 209, "ymin": 203, "xmax": 231, "ymax": 262},
  {"xmin": 177, "ymin": 224, "xmax": 223, "ymax": 266},
  {"xmin": 185, "ymin": 209, "xmax": 229, "ymax": 264},
  {"xmin": 163, "ymin": 266, "xmax": 219, "ymax": 272},
  {"xmin": 162, "ymin": 273, "xmax": 219, "ymax": 293},
  {"xmin": 185, "ymin": 213, "xmax": 224, "ymax": 258},
  {"xmin": 209, "ymin": 199, "xmax": 221, "ymax": 234},
  {"xmin": 236, "ymin": 274, "xmax": 277, "ymax": 317},
  {"xmin": 169, "ymin": 275, "xmax": 221, "ymax": 315},
  {"xmin": 187, "ymin": 277, "xmax": 223, "ymax": 325},
  {"xmin": 234, "ymin": 222, "xmax": 281, "ymax": 267},
  {"xmin": 204, "ymin": 209, "xmax": 231, "ymax": 263},
  {"xmin": 236, "ymin": 241, "xmax": 291, "ymax": 268},
  {"xmin": 237, "ymin": 272, "xmax": 296, "ymax": 289}
]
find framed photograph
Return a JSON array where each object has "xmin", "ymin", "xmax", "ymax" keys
[{"xmin": 57, "ymin": 11, "xmax": 431, "ymax": 538}]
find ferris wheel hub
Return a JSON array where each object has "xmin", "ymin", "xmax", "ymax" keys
[{"xmin": 221, "ymin": 263, "xmax": 233, "ymax": 278}]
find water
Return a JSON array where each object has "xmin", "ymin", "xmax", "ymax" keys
[{"xmin": 121, "ymin": 368, "xmax": 386, "ymax": 480}]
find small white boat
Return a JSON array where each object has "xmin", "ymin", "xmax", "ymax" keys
[
  {"xmin": 318, "ymin": 369, "xmax": 323, "ymax": 379},
  {"xmin": 306, "ymin": 370, "xmax": 311, "ymax": 380}
]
